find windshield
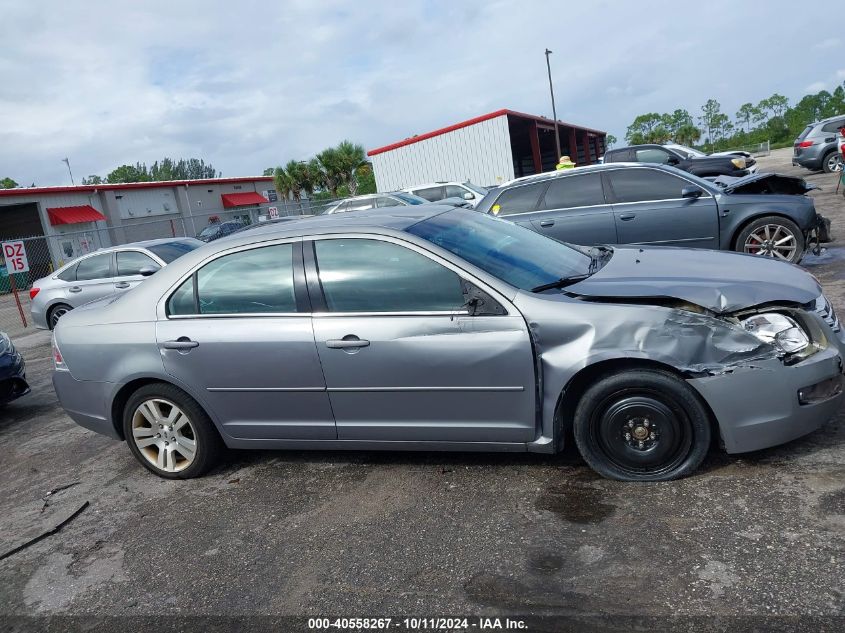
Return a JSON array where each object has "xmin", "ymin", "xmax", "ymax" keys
[
  {"xmin": 198, "ymin": 225, "xmax": 219, "ymax": 238},
  {"xmin": 666, "ymin": 144, "xmax": 705, "ymax": 158},
  {"xmin": 147, "ymin": 239, "xmax": 203, "ymax": 263},
  {"xmin": 392, "ymin": 192, "xmax": 427, "ymax": 205},
  {"xmin": 463, "ymin": 182, "xmax": 489, "ymax": 196},
  {"xmin": 406, "ymin": 210, "xmax": 593, "ymax": 291}
]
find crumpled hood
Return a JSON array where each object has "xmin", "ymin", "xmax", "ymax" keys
[
  {"xmin": 710, "ymin": 172, "xmax": 817, "ymax": 194},
  {"xmin": 566, "ymin": 246, "xmax": 821, "ymax": 314}
]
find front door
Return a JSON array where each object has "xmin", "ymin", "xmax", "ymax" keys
[
  {"xmin": 157, "ymin": 240, "xmax": 335, "ymax": 440},
  {"xmin": 307, "ymin": 237, "xmax": 537, "ymax": 443},
  {"xmin": 606, "ymin": 168, "xmax": 719, "ymax": 249}
]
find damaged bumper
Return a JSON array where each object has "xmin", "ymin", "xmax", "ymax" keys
[{"xmin": 687, "ymin": 345, "xmax": 845, "ymax": 453}]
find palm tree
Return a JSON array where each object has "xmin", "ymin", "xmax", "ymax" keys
[
  {"xmin": 316, "ymin": 148, "xmax": 342, "ymax": 198},
  {"xmin": 283, "ymin": 160, "xmax": 306, "ymax": 205},
  {"xmin": 335, "ymin": 140, "xmax": 368, "ymax": 195},
  {"xmin": 273, "ymin": 166, "xmax": 293, "ymax": 212}
]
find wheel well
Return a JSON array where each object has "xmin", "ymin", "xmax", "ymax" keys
[
  {"xmin": 110, "ymin": 378, "xmax": 167, "ymax": 440},
  {"xmin": 553, "ymin": 358, "xmax": 720, "ymax": 449},
  {"xmin": 731, "ymin": 213, "xmax": 803, "ymax": 250}
]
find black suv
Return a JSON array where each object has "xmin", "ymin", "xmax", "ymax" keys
[{"xmin": 604, "ymin": 144, "xmax": 755, "ymax": 178}]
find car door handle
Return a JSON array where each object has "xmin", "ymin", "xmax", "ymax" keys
[
  {"xmin": 69, "ymin": 286, "xmax": 82, "ymax": 293},
  {"xmin": 619, "ymin": 213, "xmax": 636, "ymax": 220},
  {"xmin": 326, "ymin": 338, "xmax": 370, "ymax": 349},
  {"xmin": 115, "ymin": 282, "xmax": 130, "ymax": 289},
  {"xmin": 539, "ymin": 220, "xmax": 555, "ymax": 227},
  {"xmin": 162, "ymin": 338, "xmax": 199, "ymax": 350}
]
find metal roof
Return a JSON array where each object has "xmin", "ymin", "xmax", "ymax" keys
[{"xmin": 0, "ymin": 176, "xmax": 274, "ymax": 199}]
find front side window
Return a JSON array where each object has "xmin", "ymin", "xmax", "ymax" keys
[
  {"xmin": 822, "ymin": 119, "xmax": 845, "ymax": 133},
  {"xmin": 491, "ymin": 182, "xmax": 545, "ymax": 216},
  {"xmin": 168, "ymin": 243, "xmax": 296, "ymax": 315},
  {"xmin": 540, "ymin": 173, "xmax": 605, "ymax": 210},
  {"xmin": 635, "ymin": 148, "xmax": 673, "ymax": 164},
  {"xmin": 608, "ymin": 169, "xmax": 687, "ymax": 203},
  {"xmin": 445, "ymin": 185, "xmax": 468, "ymax": 199},
  {"xmin": 75, "ymin": 253, "xmax": 112, "ymax": 281},
  {"xmin": 117, "ymin": 251, "xmax": 159, "ymax": 276},
  {"xmin": 314, "ymin": 239, "xmax": 464, "ymax": 312}
]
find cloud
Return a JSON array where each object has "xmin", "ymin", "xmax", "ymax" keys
[
  {"xmin": 806, "ymin": 82, "xmax": 827, "ymax": 92},
  {"xmin": 0, "ymin": 0, "xmax": 841, "ymax": 186},
  {"xmin": 816, "ymin": 38, "xmax": 842, "ymax": 49}
]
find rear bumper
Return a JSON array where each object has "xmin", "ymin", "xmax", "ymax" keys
[
  {"xmin": 688, "ymin": 345, "xmax": 845, "ymax": 454},
  {"xmin": 793, "ymin": 152, "xmax": 822, "ymax": 170},
  {"xmin": 52, "ymin": 370, "xmax": 120, "ymax": 439}
]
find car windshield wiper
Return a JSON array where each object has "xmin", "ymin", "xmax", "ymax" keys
[{"xmin": 531, "ymin": 274, "xmax": 592, "ymax": 293}]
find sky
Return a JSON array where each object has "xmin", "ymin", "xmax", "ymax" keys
[{"xmin": 1, "ymin": 0, "xmax": 843, "ymax": 187}]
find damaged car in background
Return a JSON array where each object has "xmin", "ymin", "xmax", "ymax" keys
[{"xmin": 50, "ymin": 207, "xmax": 845, "ymax": 482}]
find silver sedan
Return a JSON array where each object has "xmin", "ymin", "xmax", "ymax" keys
[{"xmin": 52, "ymin": 207, "xmax": 845, "ymax": 481}]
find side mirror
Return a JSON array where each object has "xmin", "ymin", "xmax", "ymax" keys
[
  {"xmin": 462, "ymin": 192, "xmax": 474, "ymax": 200},
  {"xmin": 138, "ymin": 265, "xmax": 160, "ymax": 277},
  {"xmin": 681, "ymin": 186, "xmax": 703, "ymax": 199}
]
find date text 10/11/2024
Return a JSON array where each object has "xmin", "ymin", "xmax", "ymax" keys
[{"xmin": 307, "ymin": 617, "xmax": 528, "ymax": 630}]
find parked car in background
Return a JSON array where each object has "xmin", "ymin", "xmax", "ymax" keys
[
  {"xmin": 793, "ymin": 114, "xmax": 845, "ymax": 173},
  {"xmin": 0, "ymin": 331, "xmax": 28, "ymax": 405},
  {"xmin": 196, "ymin": 220, "xmax": 247, "ymax": 242},
  {"xmin": 474, "ymin": 163, "xmax": 827, "ymax": 263},
  {"xmin": 30, "ymin": 238, "xmax": 203, "ymax": 329},
  {"xmin": 664, "ymin": 143, "xmax": 755, "ymax": 162},
  {"xmin": 401, "ymin": 181, "xmax": 489, "ymax": 208},
  {"xmin": 319, "ymin": 191, "xmax": 469, "ymax": 215},
  {"xmin": 604, "ymin": 143, "xmax": 755, "ymax": 177},
  {"xmin": 52, "ymin": 206, "xmax": 844, "ymax": 482}
]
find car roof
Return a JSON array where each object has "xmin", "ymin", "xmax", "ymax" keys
[
  {"xmin": 497, "ymin": 161, "xmax": 657, "ymax": 188},
  {"xmin": 77, "ymin": 236, "xmax": 198, "ymax": 255}
]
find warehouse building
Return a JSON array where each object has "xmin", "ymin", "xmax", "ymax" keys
[
  {"xmin": 0, "ymin": 176, "xmax": 277, "ymax": 271},
  {"xmin": 368, "ymin": 108, "xmax": 607, "ymax": 191}
]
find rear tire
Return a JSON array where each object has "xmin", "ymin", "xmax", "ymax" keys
[
  {"xmin": 123, "ymin": 382, "xmax": 223, "ymax": 479},
  {"xmin": 822, "ymin": 149, "xmax": 842, "ymax": 174},
  {"xmin": 48, "ymin": 303, "xmax": 72, "ymax": 330},
  {"xmin": 572, "ymin": 370, "xmax": 711, "ymax": 481},
  {"xmin": 734, "ymin": 215, "xmax": 804, "ymax": 264}
]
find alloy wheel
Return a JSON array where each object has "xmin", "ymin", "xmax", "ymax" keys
[
  {"xmin": 828, "ymin": 153, "xmax": 843, "ymax": 173},
  {"xmin": 50, "ymin": 306, "xmax": 70, "ymax": 328},
  {"xmin": 131, "ymin": 398, "xmax": 197, "ymax": 473},
  {"xmin": 743, "ymin": 224, "xmax": 798, "ymax": 261}
]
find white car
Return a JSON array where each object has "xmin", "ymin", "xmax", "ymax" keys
[
  {"xmin": 664, "ymin": 143, "xmax": 758, "ymax": 174},
  {"xmin": 401, "ymin": 181, "xmax": 488, "ymax": 208}
]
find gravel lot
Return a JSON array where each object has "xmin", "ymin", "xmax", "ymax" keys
[{"xmin": 1, "ymin": 148, "xmax": 844, "ymax": 629}]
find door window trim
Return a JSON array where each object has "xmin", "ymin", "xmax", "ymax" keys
[
  {"xmin": 303, "ymin": 234, "xmax": 514, "ymax": 318},
  {"xmin": 159, "ymin": 237, "xmax": 309, "ymax": 319}
]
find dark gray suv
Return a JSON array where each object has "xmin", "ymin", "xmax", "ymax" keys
[
  {"xmin": 475, "ymin": 164, "xmax": 827, "ymax": 263},
  {"xmin": 793, "ymin": 114, "xmax": 845, "ymax": 173}
]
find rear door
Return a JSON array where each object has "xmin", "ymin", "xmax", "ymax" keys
[
  {"xmin": 606, "ymin": 168, "xmax": 719, "ymax": 249},
  {"xmin": 114, "ymin": 249, "xmax": 162, "ymax": 293},
  {"xmin": 528, "ymin": 172, "xmax": 617, "ymax": 245},
  {"xmin": 66, "ymin": 252, "xmax": 116, "ymax": 306},
  {"xmin": 307, "ymin": 236, "xmax": 536, "ymax": 443}
]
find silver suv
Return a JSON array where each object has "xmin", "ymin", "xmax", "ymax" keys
[
  {"xmin": 793, "ymin": 114, "xmax": 845, "ymax": 173},
  {"xmin": 30, "ymin": 238, "xmax": 202, "ymax": 329}
]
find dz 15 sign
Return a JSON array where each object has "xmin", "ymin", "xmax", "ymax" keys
[{"xmin": 2, "ymin": 241, "xmax": 30, "ymax": 273}]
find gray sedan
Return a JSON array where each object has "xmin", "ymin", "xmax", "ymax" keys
[{"xmin": 51, "ymin": 207, "xmax": 845, "ymax": 481}]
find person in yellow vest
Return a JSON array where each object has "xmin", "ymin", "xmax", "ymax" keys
[{"xmin": 555, "ymin": 155, "xmax": 576, "ymax": 170}]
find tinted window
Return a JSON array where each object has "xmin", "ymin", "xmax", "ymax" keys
[
  {"xmin": 75, "ymin": 253, "xmax": 112, "ymax": 281},
  {"xmin": 635, "ymin": 148, "xmax": 672, "ymax": 164},
  {"xmin": 376, "ymin": 196, "xmax": 402, "ymax": 208},
  {"xmin": 604, "ymin": 149, "xmax": 631, "ymax": 162},
  {"xmin": 541, "ymin": 173, "xmax": 605, "ymax": 210},
  {"xmin": 146, "ymin": 240, "xmax": 201, "ymax": 263},
  {"xmin": 821, "ymin": 120, "xmax": 845, "ymax": 133},
  {"xmin": 315, "ymin": 239, "xmax": 464, "ymax": 312},
  {"xmin": 445, "ymin": 185, "xmax": 468, "ymax": 199},
  {"xmin": 175, "ymin": 244, "xmax": 296, "ymax": 315},
  {"xmin": 414, "ymin": 187, "xmax": 444, "ymax": 202},
  {"xmin": 407, "ymin": 210, "xmax": 592, "ymax": 291},
  {"xmin": 346, "ymin": 199, "xmax": 375, "ymax": 212},
  {"xmin": 608, "ymin": 169, "xmax": 686, "ymax": 203},
  {"xmin": 198, "ymin": 225, "xmax": 220, "ymax": 238},
  {"xmin": 57, "ymin": 263, "xmax": 78, "ymax": 282},
  {"xmin": 117, "ymin": 251, "xmax": 159, "ymax": 276},
  {"xmin": 491, "ymin": 182, "xmax": 545, "ymax": 216}
]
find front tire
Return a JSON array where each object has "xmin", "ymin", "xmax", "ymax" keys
[
  {"xmin": 123, "ymin": 382, "xmax": 223, "ymax": 479},
  {"xmin": 572, "ymin": 370, "xmax": 711, "ymax": 481},
  {"xmin": 734, "ymin": 215, "xmax": 804, "ymax": 263}
]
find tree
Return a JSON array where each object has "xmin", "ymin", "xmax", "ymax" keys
[
  {"xmin": 335, "ymin": 141, "xmax": 368, "ymax": 195},
  {"xmin": 81, "ymin": 175, "xmax": 104, "ymax": 185},
  {"xmin": 316, "ymin": 147, "xmax": 343, "ymax": 197},
  {"xmin": 106, "ymin": 163, "xmax": 151, "ymax": 183},
  {"xmin": 355, "ymin": 163, "xmax": 376, "ymax": 195},
  {"xmin": 758, "ymin": 93, "xmax": 789, "ymax": 120},
  {"xmin": 736, "ymin": 103, "xmax": 761, "ymax": 133},
  {"xmin": 699, "ymin": 99, "xmax": 723, "ymax": 151},
  {"xmin": 625, "ymin": 113, "xmax": 666, "ymax": 144},
  {"xmin": 606, "ymin": 134, "xmax": 617, "ymax": 148},
  {"xmin": 1, "ymin": 177, "xmax": 18, "ymax": 189},
  {"xmin": 273, "ymin": 166, "xmax": 293, "ymax": 202},
  {"xmin": 674, "ymin": 124, "xmax": 701, "ymax": 146}
]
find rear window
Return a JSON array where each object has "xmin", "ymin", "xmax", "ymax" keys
[
  {"xmin": 797, "ymin": 125, "xmax": 814, "ymax": 141},
  {"xmin": 147, "ymin": 240, "xmax": 202, "ymax": 263}
]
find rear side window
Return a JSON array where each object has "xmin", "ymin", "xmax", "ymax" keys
[
  {"xmin": 491, "ymin": 182, "xmax": 545, "ymax": 216},
  {"xmin": 57, "ymin": 263, "xmax": 78, "ymax": 282},
  {"xmin": 414, "ymin": 187, "xmax": 444, "ymax": 202},
  {"xmin": 168, "ymin": 244, "xmax": 296, "ymax": 315},
  {"xmin": 444, "ymin": 185, "xmax": 468, "ymax": 199},
  {"xmin": 635, "ymin": 148, "xmax": 672, "ymax": 164},
  {"xmin": 314, "ymin": 239, "xmax": 464, "ymax": 312},
  {"xmin": 821, "ymin": 120, "xmax": 845, "ymax": 133},
  {"xmin": 117, "ymin": 251, "xmax": 159, "ymax": 276},
  {"xmin": 540, "ymin": 173, "xmax": 605, "ymax": 210},
  {"xmin": 346, "ymin": 199, "xmax": 375, "ymax": 212},
  {"xmin": 75, "ymin": 253, "xmax": 112, "ymax": 281},
  {"xmin": 376, "ymin": 196, "xmax": 402, "ymax": 208},
  {"xmin": 608, "ymin": 169, "xmax": 686, "ymax": 203}
]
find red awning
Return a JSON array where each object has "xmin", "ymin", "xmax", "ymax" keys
[
  {"xmin": 47, "ymin": 205, "xmax": 107, "ymax": 226},
  {"xmin": 221, "ymin": 192, "xmax": 269, "ymax": 208}
]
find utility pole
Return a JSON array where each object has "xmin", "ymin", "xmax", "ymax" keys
[
  {"xmin": 62, "ymin": 157, "xmax": 75, "ymax": 185},
  {"xmin": 544, "ymin": 49, "xmax": 562, "ymax": 160}
]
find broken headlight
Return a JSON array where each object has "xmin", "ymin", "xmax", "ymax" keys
[
  {"xmin": 741, "ymin": 313, "xmax": 809, "ymax": 354},
  {"xmin": 731, "ymin": 157, "xmax": 747, "ymax": 169}
]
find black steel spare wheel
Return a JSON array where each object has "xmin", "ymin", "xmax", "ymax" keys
[{"xmin": 573, "ymin": 370, "xmax": 711, "ymax": 481}]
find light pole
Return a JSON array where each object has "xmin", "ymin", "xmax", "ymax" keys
[
  {"xmin": 62, "ymin": 157, "xmax": 75, "ymax": 185},
  {"xmin": 544, "ymin": 48, "xmax": 562, "ymax": 160}
]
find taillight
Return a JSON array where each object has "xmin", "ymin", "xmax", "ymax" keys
[
  {"xmin": 52, "ymin": 334, "xmax": 68, "ymax": 371},
  {"xmin": 29, "ymin": 287, "xmax": 40, "ymax": 300},
  {"xmin": 798, "ymin": 140, "xmax": 814, "ymax": 148}
]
